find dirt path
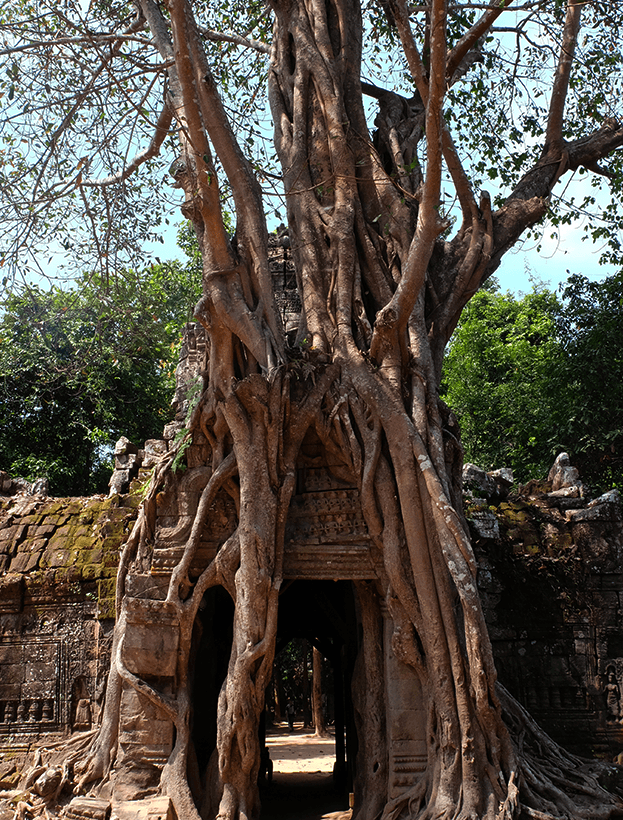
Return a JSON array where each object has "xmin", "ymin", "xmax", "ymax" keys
[
  {"xmin": 260, "ymin": 724, "xmax": 352, "ymax": 820},
  {"xmin": 266, "ymin": 724, "xmax": 336, "ymax": 774}
]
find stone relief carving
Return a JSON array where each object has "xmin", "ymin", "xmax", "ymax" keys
[{"xmin": 73, "ymin": 698, "xmax": 92, "ymax": 731}]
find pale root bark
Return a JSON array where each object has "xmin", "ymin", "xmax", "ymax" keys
[
  {"xmin": 22, "ymin": 1, "xmax": 623, "ymax": 819},
  {"xmin": 312, "ymin": 647, "xmax": 327, "ymax": 738}
]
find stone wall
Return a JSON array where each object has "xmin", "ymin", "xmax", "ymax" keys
[
  {"xmin": 1, "ymin": 449, "xmax": 623, "ymax": 785},
  {"xmin": 0, "ymin": 487, "xmax": 141, "ymax": 786},
  {"xmin": 466, "ymin": 456, "xmax": 623, "ymax": 757}
]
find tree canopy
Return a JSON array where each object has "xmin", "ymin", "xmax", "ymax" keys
[
  {"xmin": 0, "ymin": 0, "xmax": 622, "ymax": 290},
  {"xmin": 0, "ymin": 255, "xmax": 201, "ymax": 494},
  {"xmin": 442, "ymin": 282, "xmax": 562, "ymax": 483},
  {"xmin": 442, "ymin": 272, "xmax": 623, "ymax": 491},
  {"xmin": 1, "ymin": 1, "xmax": 623, "ymax": 820}
]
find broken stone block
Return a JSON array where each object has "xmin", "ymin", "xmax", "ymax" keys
[
  {"xmin": 115, "ymin": 452, "xmax": 142, "ymax": 471},
  {"xmin": 109, "ymin": 469, "xmax": 131, "ymax": 497},
  {"xmin": 568, "ymin": 490, "xmax": 621, "ymax": 523},
  {"xmin": 547, "ymin": 485, "xmax": 581, "ymax": 499},
  {"xmin": 110, "ymin": 796, "xmax": 174, "ymax": 820},
  {"xmin": 162, "ymin": 422, "xmax": 183, "ymax": 441},
  {"xmin": 33, "ymin": 766, "xmax": 62, "ymax": 797},
  {"xmin": 63, "ymin": 796, "xmax": 111, "ymax": 819},
  {"xmin": 142, "ymin": 440, "xmax": 168, "ymax": 469},
  {"xmin": 548, "ymin": 452, "xmax": 583, "ymax": 492},
  {"xmin": 469, "ymin": 509, "xmax": 500, "ymax": 540},
  {"xmin": 115, "ymin": 437, "xmax": 139, "ymax": 457},
  {"xmin": 0, "ymin": 470, "xmax": 12, "ymax": 493},
  {"xmin": 29, "ymin": 478, "xmax": 49, "ymax": 497},
  {"xmin": 11, "ymin": 477, "xmax": 31, "ymax": 494},
  {"xmin": 488, "ymin": 467, "xmax": 513, "ymax": 499},
  {"xmin": 463, "ymin": 464, "xmax": 496, "ymax": 498}
]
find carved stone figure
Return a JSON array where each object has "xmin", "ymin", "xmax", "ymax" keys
[
  {"xmin": 605, "ymin": 669, "xmax": 621, "ymax": 722},
  {"xmin": 74, "ymin": 699, "xmax": 92, "ymax": 731}
]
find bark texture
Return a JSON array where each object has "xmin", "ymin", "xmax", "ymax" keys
[{"xmin": 31, "ymin": 0, "xmax": 623, "ymax": 819}]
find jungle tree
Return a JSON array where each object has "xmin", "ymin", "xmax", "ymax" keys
[
  {"xmin": 0, "ymin": 258, "xmax": 201, "ymax": 494},
  {"xmin": 1, "ymin": 0, "xmax": 623, "ymax": 819}
]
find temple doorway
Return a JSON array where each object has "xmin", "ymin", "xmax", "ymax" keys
[
  {"xmin": 260, "ymin": 580, "xmax": 358, "ymax": 819},
  {"xmin": 190, "ymin": 579, "xmax": 366, "ymax": 818}
]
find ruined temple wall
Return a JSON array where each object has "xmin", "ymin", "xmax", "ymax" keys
[
  {"xmin": 468, "ymin": 463, "xmax": 623, "ymax": 757},
  {"xmin": 1, "ymin": 455, "xmax": 623, "ymax": 771},
  {"xmin": 0, "ymin": 491, "xmax": 140, "ymax": 780}
]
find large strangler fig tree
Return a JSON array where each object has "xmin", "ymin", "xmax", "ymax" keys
[{"xmin": 2, "ymin": 0, "xmax": 623, "ymax": 818}]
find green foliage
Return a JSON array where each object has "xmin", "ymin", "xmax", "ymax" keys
[
  {"xmin": 0, "ymin": 258, "xmax": 201, "ymax": 495},
  {"xmin": 274, "ymin": 638, "xmax": 312, "ymax": 707},
  {"xmin": 443, "ymin": 273, "xmax": 623, "ymax": 491},
  {"xmin": 442, "ymin": 284, "xmax": 563, "ymax": 483},
  {"xmin": 552, "ymin": 271, "xmax": 623, "ymax": 488}
]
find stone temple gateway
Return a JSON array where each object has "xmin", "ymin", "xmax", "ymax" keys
[
  {"xmin": 2, "ymin": 238, "xmax": 623, "ymax": 815},
  {"xmin": 113, "ymin": 419, "xmax": 430, "ymax": 809}
]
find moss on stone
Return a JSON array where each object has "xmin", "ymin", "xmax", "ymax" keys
[{"xmin": 97, "ymin": 577, "xmax": 117, "ymax": 620}]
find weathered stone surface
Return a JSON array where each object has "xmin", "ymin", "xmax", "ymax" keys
[
  {"xmin": 108, "ymin": 439, "xmax": 145, "ymax": 496},
  {"xmin": 463, "ymin": 463, "xmax": 513, "ymax": 502},
  {"xmin": 122, "ymin": 599, "xmax": 179, "ymax": 678},
  {"xmin": 115, "ymin": 437, "xmax": 139, "ymax": 457},
  {"xmin": 109, "ymin": 469, "xmax": 131, "ymax": 496},
  {"xmin": 548, "ymin": 451, "xmax": 583, "ymax": 492},
  {"xmin": 472, "ymin": 454, "xmax": 623, "ymax": 755},
  {"xmin": 3, "ymin": 442, "xmax": 623, "ymax": 803},
  {"xmin": 0, "ymin": 489, "xmax": 139, "ymax": 759},
  {"xmin": 142, "ymin": 440, "xmax": 167, "ymax": 469},
  {"xmin": 63, "ymin": 796, "xmax": 111, "ymax": 819},
  {"xmin": 30, "ymin": 478, "xmax": 49, "ymax": 497},
  {"xmin": 463, "ymin": 463, "xmax": 496, "ymax": 497},
  {"xmin": 469, "ymin": 508, "xmax": 500, "ymax": 540},
  {"xmin": 111, "ymin": 796, "xmax": 174, "ymax": 820},
  {"xmin": 33, "ymin": 765, "xmax": 62, "ymax": 797}
]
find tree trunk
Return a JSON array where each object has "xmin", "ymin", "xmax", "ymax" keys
[
  {"xmin": 301, "ymin": 640, "xmax": 312, "ymax": 729},
  {"xmin": 37, "ymin": 0, "xmax": 623, "ymax": 818},
  {"xmin": 312, "ymin": 647, "xmax": 327, "ymax": 738}
]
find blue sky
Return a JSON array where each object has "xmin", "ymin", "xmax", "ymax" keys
[
  {"xmin": 495, "ymin": 209, "xmax": 619, "ymax": 295},
  {"xmin": 141, "ymin": 201, "xmax": 619, "ymax": 302}
]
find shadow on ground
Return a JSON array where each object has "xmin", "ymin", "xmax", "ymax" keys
[
  {"xmin": 260, "ymin": 771, "xmax": 351, "ymax": 820},
  {"xmin": 260, "ymin": 725, "xmax": 351, "ymax": 820}
]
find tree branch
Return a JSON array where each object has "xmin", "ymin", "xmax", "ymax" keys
[
  {"xmin": 387, "ymin": 0, "xmax": 478, "ymax": 227},
  {"xmin": 544, "ymin": 0, "xmax": 583, "ymax": 157},
  {"xmin": 81, "ymin": 102, "xmax": 173, "ymax": 187},
  {"xmin": 198, "ymin": 26, "xmax": 269, "ymax": 54},
  {"xmin": 370, "ymin": 0, "xmax": 448, "ymax": 363},
  {"xmin": 446, "ymin": 0, "xmax": 517, "ymax": 82},
  {"xmin": 0, "ymin": 33, "xmax": 153, "ymax": 56},
  {"xmin": 166, "ymin": 0, "xmax": 232, "ymax": 271},
  {"xmin": 489, "ymin": 118, "xmax": 623, "ymax": 273}
]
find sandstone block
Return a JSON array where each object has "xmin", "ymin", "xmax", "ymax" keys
[
  {"xmin": 115, "ymin": 437, "xmax": 139, "ymax": 457},
  {"xmin": 9, "ymin": 551, "xmax": 42, "ymax": 573},
  {"xmin": 64, "ymin": 796, "xmax": 111, "ymax": 819},
  {"xmin": 142, "ymin": 439, "xmax": 168, "ymax": 469},
  {"xmin": 122, "ymin": 600, "xmax": 179, "ymax": 678},
  {"xmin": 110, "ymin": 796, "xmax": 174, "ymax": 820},
  {"xmin": 548, "ymin": 452, "xmax": 582, "ymax": 492}
]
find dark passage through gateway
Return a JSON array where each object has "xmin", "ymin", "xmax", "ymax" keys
[{"xmin": 259, "ymin": 580, "xmax": 356, "ymax": 819}]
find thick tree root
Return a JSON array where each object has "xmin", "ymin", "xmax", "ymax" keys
[{"xmin": 498, "ymin": 684, "xmax": 623, "ymax": 820}]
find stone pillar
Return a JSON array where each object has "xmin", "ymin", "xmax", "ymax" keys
[
  {"xmin": 382, "ymin": 604, "xmax": 427, "ymax": 799},
  {"xmin": 113, "ymin": 597, "xmax": 178, "ymax": 800}
]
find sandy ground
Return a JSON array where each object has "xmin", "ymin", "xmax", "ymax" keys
[
  {"xmin": 260, "ymin": 724, "xmax": 352, "ymax": 820},
  {"xmin": 266, "ymin": 725, "xmax": 336, "ymax": 774}
]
